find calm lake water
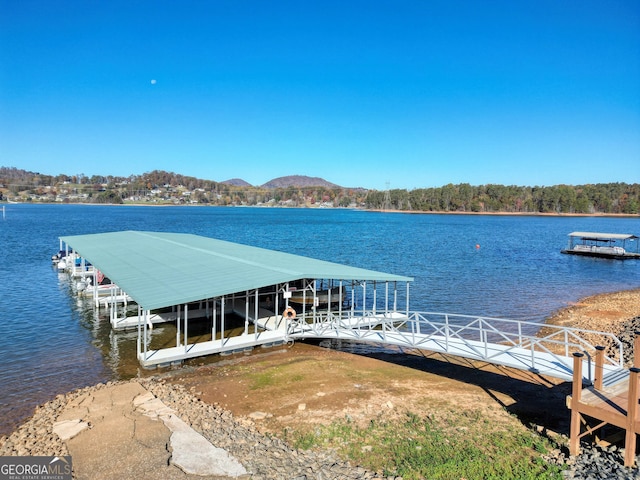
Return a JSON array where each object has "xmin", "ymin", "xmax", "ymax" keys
[{"xmin": 1, "ymin": 204, "xmax": 639, "ymax": 435}]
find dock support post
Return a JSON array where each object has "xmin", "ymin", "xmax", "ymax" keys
[
  {"xmin": 244, "ymin": 291, "xmax": 249, "ymax": 336},
  {"xmin": 221, "ymin": 297, "xmax": 225, "ymax": 344},
  {"xmin": 136, "ymin": 309, "xmax": 141, "ymax": 357},
  {"xmin": 385, "ymin": 281, "xmax": 389, "ymax": 315},
  {"xmin": 184, "ymin": 304, "xmax": 189, "ymax": 354},
  {"xmin": 594, "ymin": 346, "xmax": 605, "ymax": 390},
  {"xmin": 634, "ymin": 332, "xmax": 640, "ymax": 369},
  {"xmin": 624, "ymin": 367, "xmax": 640, "ymax": 467},
  {"xmin": 212, "ymin": 299, "xmax": 217, "ymax": 341},
  {"xmin": 570, "ymin": 352, "xmax": 584, "ymax": 457},
  {"xmin": 405, "ymin": 281, "xmax": 410, "ymax": 316},
  {"xmin": 254, "ymin": 290, "xmax": 259, "ymax": 338},
  {"xmin": 176, "ymin": 305, "xmax": 181, "ymax": 347},
  {"xmin": 338, "ymin": 281, "xmax": 343, "ymax": 319}
]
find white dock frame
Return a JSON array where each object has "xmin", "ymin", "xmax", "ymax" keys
[
  {"xmin": 56, "ymin": 232, "xmax": 627, "ymax": 384},
  {"xmin": 136, "ymin": 301, "xmax": 626, "ymax": 386}
]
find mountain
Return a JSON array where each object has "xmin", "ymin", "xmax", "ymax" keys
[
  {"xmin": 261, "ymin": 175, "xmax": 340, "ymax": 189},
  {"xmin": 221, "ymin": 178, "xmax": 252, "ymax": 187}
]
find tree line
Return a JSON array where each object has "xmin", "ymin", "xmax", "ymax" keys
[
  {"xmin": 365, "ymin": 183, "xmax": 639, "ymax": 214},
  {"xmin": 1, "ymin": 167, "xmax": 638, "ymax": 214}
]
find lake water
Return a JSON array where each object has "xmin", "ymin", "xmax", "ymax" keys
[{"xmin": 1, "ymin": 204, "xmax": 639, "ymax": 435}]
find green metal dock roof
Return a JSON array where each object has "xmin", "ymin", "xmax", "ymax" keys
[{"xmin": 60, "ymin": 231, "xmax": 413, "ymax": 311}]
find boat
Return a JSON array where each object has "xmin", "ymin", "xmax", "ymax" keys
[
  {"xmin": 561, "ymin": 232, "xmax": 640, "ymax": 260},
  {"xmin": 51, "ymin": 249, "xmax": 72, "ymax": 263},
  {"xmin": 289, "ymin": 287, "xmax": 345, "ymax": 306}
]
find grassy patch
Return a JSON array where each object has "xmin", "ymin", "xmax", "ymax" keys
[
  {"xmin": 249, "ymin": 371, "xmax": 276, "ymax": 389},
  {"xmin": 285, "ymin": 410, "xmax": 563, "ymax": 480},
  {"xmin": 248, "ymin": 365, "xmax": 305, "ymax": 390}
]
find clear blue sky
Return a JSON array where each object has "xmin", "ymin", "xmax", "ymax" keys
[{"xmin": 1, "ymin": 1, "xmax": 639, "ymax": 190}]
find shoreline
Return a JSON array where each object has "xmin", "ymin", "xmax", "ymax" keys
[
  {"xmin": 544, "ymin": 287, "xmax": 640, "ymax": 333},
  {"xmin": 2, "ymin": 287, "xmax": 640, "ymax": 475},
  {"xmin": 374, "ymin": 208, "xmax": 640, "ymax": 218},
  {"xmin": 4, "ymin": 201, "xmax": 639, "ymax": 217},
  {"xmin": 2, "ymin": 287, "xmax": 640, "ymax": 439}
]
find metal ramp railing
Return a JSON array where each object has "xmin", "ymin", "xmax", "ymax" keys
[{"xmin": 285, "ymin": 310, "xmax": 625, "ymax": 384}]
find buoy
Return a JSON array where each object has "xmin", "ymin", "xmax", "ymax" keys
[
  {"xmin": 475, "ymin": 244, "xmax": 480, "ymax": 249},
  {"xmin": 283, "ymin": 307, "xmax": 297, "ymax": 319}
]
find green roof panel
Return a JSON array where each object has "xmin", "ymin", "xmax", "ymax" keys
[{"xmin": 59, "ymin": 231, "xmax": 413, "ymax": 310}]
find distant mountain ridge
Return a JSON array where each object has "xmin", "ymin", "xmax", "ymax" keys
[
  {"xmin": 261, "ymin": 175, "xmax": 340, "ymax": 189},
  {"xmin": 221, "ymin": 178, "xmax": 252, "ymax": 187},
  {"xmin": 221, "ymin": 175, "xmax": 341, "ymax": 189}
]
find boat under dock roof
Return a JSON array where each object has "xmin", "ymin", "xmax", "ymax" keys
[{"xmin": 59, "ymin": 231, "xmax": 413, "ymax": 311}]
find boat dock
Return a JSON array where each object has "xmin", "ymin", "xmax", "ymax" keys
[
  {"xmin": 56, "ymin": 232, "xmax": 630, "ymax": 396},
  {"xmin": 54, "ymin": 231, "xmax": 625, "ymax": 378},
  {"xmin": 53, "ymin": 230, "xmax": 640, "ymax": 466}
]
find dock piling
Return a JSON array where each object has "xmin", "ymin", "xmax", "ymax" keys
[{"xmin": 570, "ymin": 352, "xmax": 585, "ymax": 457}]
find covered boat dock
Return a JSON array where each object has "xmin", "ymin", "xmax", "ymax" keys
[
  {"xmin": 57, "ymin": 232, "xmax": 628, "ymax": 385},
  {"xmin": 58, "ymin": 231, "xmax": 413, "ymax": 367}
]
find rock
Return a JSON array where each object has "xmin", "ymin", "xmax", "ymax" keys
[
  {"xmin": 52, "ymin": 418, "xmax": 88, "ymax": 441},
  {"xmin": 163, "ymin": 413, "xmax": 247, "ymax": 477}
]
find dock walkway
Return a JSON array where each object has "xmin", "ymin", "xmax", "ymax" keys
[
  {"xmin": 111, "ymin": 298, "xmax": 279, "ymax": 331},
  {"xmin": 111, "ymin": 306, "xmax": 211, "ymax": 331},
  {"xmin": 137, "ymin": 309, "xmax": 626, "ymax": 390},
  {"xmin": 139, "ymin": 330, "xmax": 287, "ymax": 367},
  {"xmin": 296, "ymin": 324, "xmax": 623, "ymax": 384}
]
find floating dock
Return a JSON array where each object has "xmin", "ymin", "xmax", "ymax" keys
[{"xmin": 561, "ymin": 232, "xmax": 640, "ymax": 260}]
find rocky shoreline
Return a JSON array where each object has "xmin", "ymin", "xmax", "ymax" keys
[
  {"xmin": 2, "ymin": 288, "xmax": 640, "ymax": 479},
  {"xmin": 2, "ymin": 376, "xmax": 639, "ymax": 479},
  {"xmin": 0, "ymin": 378, "xmax": 387, "ymax": 479}
]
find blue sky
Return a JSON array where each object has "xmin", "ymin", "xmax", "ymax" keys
[{"xmin": 1, "ymin": 1, "xmax": 638, "ymax": 190}]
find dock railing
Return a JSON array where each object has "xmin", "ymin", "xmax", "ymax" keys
[{"xmin": 287, "ymin": 310, "xmax": 624, "ymax": 382}]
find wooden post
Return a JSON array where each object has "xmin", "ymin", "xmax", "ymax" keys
[
  {"xmin": 634, "ymin": 332, "xmax": 640, "ymax": 369},
  {"xmin": 624, "ymin": 367, "xmax": 640, "ymax": 467},
  {"xmin": 570, "ymin": 352, "xmax": 584, "ymax": 457},
  {"xmin": 594, "ymin": 346, "xmax": 605, "ymax": 390}
]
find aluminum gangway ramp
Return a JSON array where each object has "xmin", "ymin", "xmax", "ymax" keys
[{"xmin": 287, "ymin": 311, "xmax": 626, "ymax": 385}]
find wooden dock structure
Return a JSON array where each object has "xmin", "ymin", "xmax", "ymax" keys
[{"xmin": 568, "ymin": 334, "xmax": 640, "ymax": 467}]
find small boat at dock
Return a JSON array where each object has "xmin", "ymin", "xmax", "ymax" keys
[{"xmin": 289, "ymin": 287, "xmax": 345, "ymax": 306}]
